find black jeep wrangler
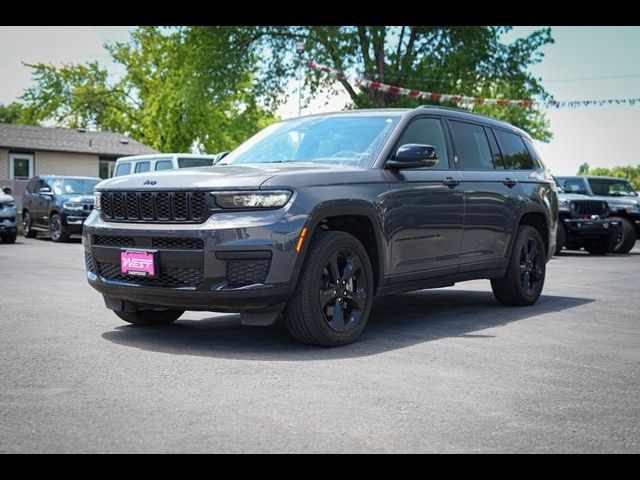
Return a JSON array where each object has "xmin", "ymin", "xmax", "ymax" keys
[
  {"xmin": 84, "ymin": 107, "xmax": 558, "ymax": 346},
  {"xmin": 555, "ymin": 190, "xmax": 620, "ymax": 255}
]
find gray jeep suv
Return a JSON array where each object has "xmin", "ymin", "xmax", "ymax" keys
[{"xmin": 84, "ymin": 107, "xmax": 558, "ymax": 346}]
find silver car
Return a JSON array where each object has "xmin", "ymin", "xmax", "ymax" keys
[{"xmin": 0, "ymin": 187, "xmax": 18, "ymax": 244}]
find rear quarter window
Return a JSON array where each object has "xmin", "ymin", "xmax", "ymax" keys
[{"xmin": 494, "ymin": 129, "xmax": 534, "ymax": 170}]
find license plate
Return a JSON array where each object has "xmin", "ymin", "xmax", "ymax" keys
[{"xmin": 120, "ymin": 250, "xmax": 156, "ymax": 277}]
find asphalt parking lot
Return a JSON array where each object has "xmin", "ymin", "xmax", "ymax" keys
[{"xmin": 1, "ymin": 237, "xmax": 639, "ymax": 453}]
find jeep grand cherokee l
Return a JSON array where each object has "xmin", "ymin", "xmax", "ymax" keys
[
  {"xmin": 23, "ymin": 176, "xmax": 100, "ymax": 242},
  {"xmin": 84, "ymin": 107, "xmax": 558, "ymax": 346}
]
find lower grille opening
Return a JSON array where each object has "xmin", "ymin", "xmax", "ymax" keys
[
  {"xmin": 96, "ymin": 262, "xmax": 203, "ymax": 288},
  {"xmin": 226, "ymin": 259, "xmax": 271, "ymax": 287}
]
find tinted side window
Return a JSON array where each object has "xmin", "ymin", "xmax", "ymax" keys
[
  {"xmin": 178, "ymin": 158, "xmax": 215, "ymax": 168},
  {"xmin": 563, "ymin": 179, "xmax": 588, "ymax": 195},
  {"xmin": 115, "ymin": 163, "xmax": 131, "ymax": 176},
  {"xmin": 395, "ymin": 117, "xmax": 450, "ymax": 169},
  {"xmin": 27, "ymin": 179, "xmax": 37, "ymax": 193},
  {"xmin": 522, "ymin": 137, "xmax": 544, "ymax": 169},
  {"xmin": 494, "ymin": 130, "xmax": 534, "ymax": 170},
  {"xmin": 449, "ymin": 121, "xmax": 494, "ymax": 170},
  {"xmin": 155, "ymin": 160, "xmax": 174, "ymax": 171},
  {"xmin": 135, "ymin": 161, "xmax": 150, "ymax": 173}
]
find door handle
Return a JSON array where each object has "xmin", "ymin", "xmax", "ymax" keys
[
  {"xmin": 503, "ymin": 178, "xmax": 518, "ymax": 188},
  {"xmin": 442, "ymin": 177, "xmax": 460, "ymax": 188}
]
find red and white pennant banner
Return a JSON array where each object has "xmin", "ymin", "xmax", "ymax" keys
[{"xmin": 307, "ymin": 61, "xmax": 640, "ymax": 109}]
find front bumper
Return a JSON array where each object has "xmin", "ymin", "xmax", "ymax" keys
[
  {"xmin": 0, "ymin": 209, "xmax": 18, "ymax": 232},
  {"xmin": 61, "ymin": 209, "xmax": 92, "ymax": 232},
  {"xmin": 563, "ymin": 217, "xmax": 620, "ymax": 237},
  {"xmin": 83, "ymin": 204, "xmax": 307, "ymax": 313}
]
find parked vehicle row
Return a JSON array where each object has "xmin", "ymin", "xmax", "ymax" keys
[{"xmin": 113, "ymin": 153, "xmax": 228, "ymax": 177}]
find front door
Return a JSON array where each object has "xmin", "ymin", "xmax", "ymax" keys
[{"xmin": 386, "ymin": 116, "xmax": 464, "ymax": 277}]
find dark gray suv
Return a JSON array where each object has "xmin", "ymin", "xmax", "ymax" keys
[{"xmin": 84, "ymin": 107, "xmax": 558, "ymax": 346}]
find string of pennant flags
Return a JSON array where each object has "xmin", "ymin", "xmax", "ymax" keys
[{"xmin": 307, "ymin": 61, "xmax": 640, "ymax": 109}]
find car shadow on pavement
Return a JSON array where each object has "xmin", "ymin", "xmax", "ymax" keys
[{"xmin": 101, "ymin": 289, "xmax": 593, "ymax": 361}]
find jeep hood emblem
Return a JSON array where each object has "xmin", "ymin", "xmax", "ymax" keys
[{"xmin": 143, "ymin": 180, "xmax": 157, "ymax": 186}]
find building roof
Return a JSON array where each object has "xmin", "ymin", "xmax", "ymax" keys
[{"xmin": 0, "ymin": 123, "xmax": 157, "ymax": 157}]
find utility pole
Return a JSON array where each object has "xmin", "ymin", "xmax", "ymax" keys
[{"xmin": 296, "ymin": 41, "xmax": 305, "ymax": 117}]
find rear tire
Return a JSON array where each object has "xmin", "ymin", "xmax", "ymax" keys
[
  {"xmin": 114, "ymin": 309, "xmax": 184, "ymax": 326},
  {"xmin": 22, "ymin": 212, "xmax": 37, "ymax": 238},
  {"xmin": 284, "ymin": 231, "xmax": 374, "ymax": 347},
  {"xmin": 1, "ymin": 232, "xmax": 17, "ymax": 244},
  {"xmin": 554, "ymin": 222, "xmax": 566, "ymax": 255},
  {"xmin": 491, "ymin": 225, "xmax": 546, "ymax": 306},
  {"xmin": 50, "ymin": 214, "xmax": 70, "ymax": 243},
  {"xmin": 612, "ymin": 217, "xmax": 636, "ymax": 254}
]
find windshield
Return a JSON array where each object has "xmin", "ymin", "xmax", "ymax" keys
[
  {"xmin": 587, "ymin": 178, "xmax": 637, "ymax": 196},
  {"xmin": 49, "ymin": 178, "xmax": 100, "ymax": 195},
  {"xmin": 219, "ymin": 114, "xmax": 401, "ymax": 168}
]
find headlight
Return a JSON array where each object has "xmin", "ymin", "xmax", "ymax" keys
[
  {"xmin": 94, "ymin": 192, "xmax": 101, "ymax": 211},
  {"xmin": 213, "ymin": 190, "xmax": 292, "ymax": 209},
  {"xmin": 1, "ymin": 201, "xmax": 16, "ymax": 209},
  {"xmin": 559, "ymin": 199, "xmax": 569, "ymax": 209},
  {"xmin": 63, "ymin": 201, "xmax": 85, "ymax": 211}
]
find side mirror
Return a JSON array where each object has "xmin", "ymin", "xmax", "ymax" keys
[
  {"xmin": 2, "ymin": 187, "xmax": 12, "ymax": 195},
  {"xmin": 39, "ymin": 187, "xmax": 53, "ymax": 196},
  {"xmin": 387, "ymin": 144, "xmax": 438, "ymax": 169}
]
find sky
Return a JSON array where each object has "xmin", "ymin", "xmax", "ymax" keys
[{"xmin": 1, "ymin": 26, "xmax": 639, "ymax": 175}]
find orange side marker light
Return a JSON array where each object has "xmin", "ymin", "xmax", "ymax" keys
[{"xmin": 296, "ymin": 227, "xmax": 308, "ymax": 253}]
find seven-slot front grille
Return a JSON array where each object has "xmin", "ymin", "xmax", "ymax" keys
[
  {"xmin": 96, "ymin": 262, "xmax": 203, "ymax": 288},
  {"xmin": 571, "ymin": 200, "xmax": 608, "ymax": 217},
  {"xmin": 100, "ymin": 191, "xmax": 208, "ymax": 223}
]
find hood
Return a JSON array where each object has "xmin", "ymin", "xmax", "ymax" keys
[
  {"xmin": 96, "ymin": 163, "xmax": 371, "ymax": 191},
  {"xmin": 557, "ymin": 192, "xmax": 592, "ymax": 202},
  {"xmin": 0, "ymin": 193, "xmax": 15, "ymax": 204},
  {"xmin": 586, "ymin": 194, "xmax": 640, "ymax": 209},
  {"xmin": 58, "ymin": 193, "xmax": 94, "ymax": 203}
]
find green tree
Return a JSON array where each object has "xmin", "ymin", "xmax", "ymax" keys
[
  {"xmin": 257, "ymin": 26, "xmax": 554, "ymax": 140},
  {"xmin": 0, "ymin": 102, "xmax": 34, "ymax": 124},
  {"xmin": 577, "ymin": 162, "xmax": 590, "ymax": 175},
  {"xmin": 19, "ymin": 27, "xmax": 275, "ymax": 153}
]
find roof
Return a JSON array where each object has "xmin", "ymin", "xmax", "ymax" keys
[
  {"xmin": 558, "ymin": 175, "xmax": 631, "ymax": 181},
  {"xmin": 116, "ymin": 153, "xmax": 220, "ymax": 162},
  {"xmin": 0, "ymin": 123, "xmax": 157, "ymax": 157},
  {"xmin": 290, "ymin": 106, "xmax": 529, "ymax": 138}
]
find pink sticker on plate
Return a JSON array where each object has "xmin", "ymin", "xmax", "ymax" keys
[{"xmin": 121, "ymin": 250, "xmax": 155, "ymax": 277}]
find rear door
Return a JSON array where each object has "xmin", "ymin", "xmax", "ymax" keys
[
  {"xmin": 450, "ymin": 120, "xmax": 524, "ymax": 265},
  {"xmin": 386, "ymin": 116, "xmax": 465, "ymax": 277}
]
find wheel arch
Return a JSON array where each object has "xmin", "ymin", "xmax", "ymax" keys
[{"xmin": 293, "ymin": 202, "xmax": 387, "ymax": 294}]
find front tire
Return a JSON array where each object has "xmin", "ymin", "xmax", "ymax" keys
[
  {"xmin": 491, "ymin": 225, "xmax": 546, "ymax": 306},
  {"xmin": 22, "ymin": 212, "xmax": 37, "ymax": 238},
  {"xmin": 612, "ymin": 217, "xmax": 636, "ymax": 254},
  {"xmin": 284, "ymin": 231, "xmax": 374, "ymax": 347},
  {"xmin": 50, "ymin": 214, "xmax": 70, "ymax": 243},
  {"xmin": 114, "ymin": 309, "xmax": 184, "ymax": 326}
]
